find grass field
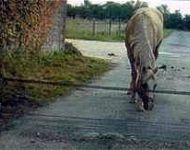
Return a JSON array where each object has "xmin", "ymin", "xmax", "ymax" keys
[
  {"xmin": 66, "ymin": 18, "xmax": 173, "ymax": 41},
  {"xmin": 66, "ymin": 18, "xmax": 125, "ymax": 41}
]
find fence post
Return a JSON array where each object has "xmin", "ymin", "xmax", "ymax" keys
[
  {"xmin": 118, "ymin": 18, "xmax": 121, "ymax": 36},
  {"xmin": 92, "ymin": 18, "xmax": 96, "ymax": 36},
  {"xmin": 109, "ymin": 19, "xmax": 112, "ymax": 35}
]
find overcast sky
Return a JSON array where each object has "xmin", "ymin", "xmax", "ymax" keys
[{"xmin": 67, "ymin": 0, "xmax": 190, "ymax": 15}]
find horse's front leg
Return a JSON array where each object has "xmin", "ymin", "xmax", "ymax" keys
[
  {"xmin": 133, "ymin": 69, "xmax": 145, "ymax": 112},
  {"xmin": 136, "ymin": 96, "xmax": 145, "ymax": 112}
]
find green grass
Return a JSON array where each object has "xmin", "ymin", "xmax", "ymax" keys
[
  {"xmin": 66, "ymin": 18, "xmax": 124, "ymax": 42},
  {"xmin": 3, "ymin": 52, "xmax": 110, "ymax": 103},
  {"xmin": 164, "ymin": 29, "xmax": 174, "ymax": 38},
  {"xmin": 66, "ymin": 31, "xmax": 124, "ymax": 42},
  {"xmin": 66, "ymin": 19, "xmax": 174, "ymax": 41}
]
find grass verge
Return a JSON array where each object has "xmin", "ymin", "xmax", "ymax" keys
[
  {"xmin": 0, "ymin": 46, "xmax": 110, "ymax": 126},
  {"xmin": 3, "ymin": 51, "xmax": 110, "ymax": 103}
]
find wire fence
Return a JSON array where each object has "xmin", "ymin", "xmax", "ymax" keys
[
  {"xmin": 66, "ymin": 18, "xmax": 126, "ymax": 38},
  {"xmin": 4, "ymin": 77, "xmax": 190, "ymax": 96}
]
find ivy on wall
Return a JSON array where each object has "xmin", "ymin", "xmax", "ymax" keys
[{"xmin": 0, "ymin": 0, "xmax": 64, "ymax": 55}]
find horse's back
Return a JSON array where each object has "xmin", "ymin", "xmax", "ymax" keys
[{"xmin": 125, "ymin": 7, "xmax": 163, "ymax": 63}]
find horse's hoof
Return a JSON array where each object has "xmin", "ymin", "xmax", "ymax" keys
[
  {"xmin": 147, "ymin": 102, "xmax": 154, "ymax": 111},
  {"xmin": 129, "ymin": 98, "xmax": 136, "ymax": 104},
  {"xmin": 136, "ymin": 101, "xmax": 145, "ymax": 112}
]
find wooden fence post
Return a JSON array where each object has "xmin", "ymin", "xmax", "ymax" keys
[
  {"xmin": 92, "ymin": 18, "xmax": 96, "ymax": 36},
  {"xmin": 109, "ymin": 19, "xmax": 112, "ymax": 35},
  {"xmin": 118, "ymin": 19, "xmax": 121, "ymax": 36}
]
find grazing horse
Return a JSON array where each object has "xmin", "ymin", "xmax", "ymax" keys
[{"xmin": 125, "ymin": 8, "xmax": 163, "ymax": 111}]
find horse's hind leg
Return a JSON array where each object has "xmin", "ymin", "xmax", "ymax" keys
[
  {"xmin": 126, "ymin": 42, "xmax": 137, "ymax": 103},
  {"xmin": 126, "ymin": 43, "xmax": 133, "ymax": 94},
  {"xmin": 127, "ymin": 68, "xmax": 133, "ymax": 95},
  {"xmin": 129, "ymin": 63, "xmax": 137, "ymax": 103}
]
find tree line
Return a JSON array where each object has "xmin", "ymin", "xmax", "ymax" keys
[{"xmin": 67, "ymin": 0, "xmax": 190, "ymax": 30}]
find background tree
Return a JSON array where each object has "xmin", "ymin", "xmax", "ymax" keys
[
  {"xmin": 84, "ymin": 0, "xmax": 92, "ymax": 8},
  {"xmin": 66, "ymin": 0, "xmax": 190, "ymax": 30},
  {"xmin": 184, "ymin": 15, "xmax": 190, "ymax": 30},
  {"xmin": 157, "ymin": 4, "xmax": 170, "ymax": 28},
  {"xmin": 103, "ymin": 2, "xmax": 121, "ymax": 19},
  {"xmin": 167, "ymin": 10, "xmax": 183, "ymax": 30},
  {"xmin": 120, "ymin": 1, "xmax": 136, "ymax": 21}
]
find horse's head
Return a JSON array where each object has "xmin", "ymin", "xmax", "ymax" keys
[{"xmin": 138, "ymin": 66, "xmax": 158, "ymax": 110}]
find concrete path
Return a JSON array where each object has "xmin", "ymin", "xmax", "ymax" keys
[{"xmin": 1, "ymin": 31, "xmax": 190, "ymax": 150}]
